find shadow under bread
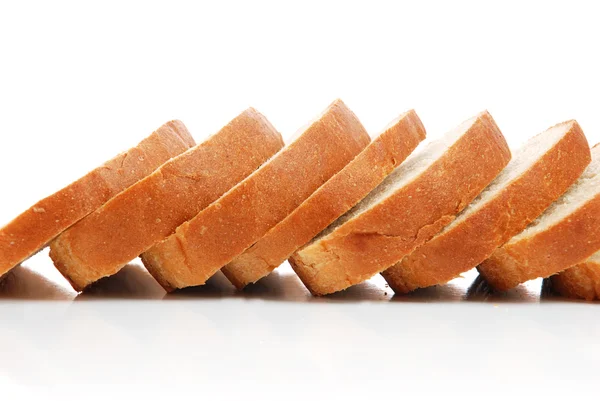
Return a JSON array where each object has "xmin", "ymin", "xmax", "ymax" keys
[
  {"xmin": 162, "ymin": 271, "xmax": 237, "ymax": 300},
  {"xmin": 0, "ymin": 264, "xmax": 76, "ymax": 301},
  {"xmin": 465, "ymin": 273, "xmax": 540, "ymax": 303},
  {"xmin": 312, "ymin": 280, "xmax": 392, "ymax": 303},
  {"xmin": 241, "ymin": 270, "xmax": 312, "ymax": 301},
  {"xmin": 164, "ymin": 266, "xmax": 393, "ymax": 303},
  {"xmin": 391, "ymin": 283, "xmax": 466, "ymax": 303},
  {"xmin": 241, "ymin": 266, "xmax": 394, "ymax": 303},
  {"xmin": 164, "ymin": 269, "xmax": 312, "ymax": 302},
  {"xmin": 75, "ymin": 262, "xmax": 165, "ymax": 301}
]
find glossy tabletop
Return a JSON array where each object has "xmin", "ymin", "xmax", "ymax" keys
[{"xmin": 1, "ymin": 249, "xmax": 598, "ymax": 400}]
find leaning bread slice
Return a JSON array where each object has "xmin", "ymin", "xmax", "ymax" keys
[
  {"xmin": 0, "ymin": 121, "xmax": 195, "ymax": 279},
  {"xmin": 141, "ymin": 99, "xmax": 370, "ymax": 291},
  {"xmin": 479, "ymin": 143, "xmax": 600, "ymax": 291},
  {"xmin": 49, "ymin": 109, "xmax": 284, "ymax": 291},
  {"xmin": 221, "ymin": 110, "xmax": 426, "ymax": 289},
  {"xmin": 383, "ymin": 120, "xmax": 591, "ymax": 293},
  {"xmin": 289, "ymin": 111, "xmax": 511, "ymax": 295},
  {"xmin": 548, "ymin": 251, "xmax": 600, "ymax": 301}
]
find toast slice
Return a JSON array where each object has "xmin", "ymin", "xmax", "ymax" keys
[
  {"xmin": 478, "ymin": 143, "xmax": 600, "ymax": 291},
  {"xmin": 383, "ymin": 120, "xmax": 590, "ymax": 293},
  {"xmin": 221, "ymin": 110, "xmax": 426, "ymax": 289},
  {"xmin": 288, "ymin": 111, "xmax": 511, "ymax": 295},
  {"xmin": 49, "ymin": 109, "xmax": 284, "ymax": 291},
  {"xmin": 0, "ymin": 121, "xmax": 195, "ymax": 278},
  {"xmin": 141, "ymin": 99, "xmax": 371, "ymax": 291},
  {"xmin": 548, "ymin": 251, "xmax": 600, "ymax": 301}
]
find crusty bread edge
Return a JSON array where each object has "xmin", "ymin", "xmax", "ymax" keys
[
  {"xmin": 49, "ymin": 108, "xmax": 284, "ymax": 291},
  {"xmin": 291, "ymin": 111, "xmax": 511, "ymax": 295},
  {"xmin": 384, "ymin": 120, "xmax": 591, "ymax": 293},
  {"xmin": 221, "ymin": 109, "xmax": 427, "ymax": 289},
  {"xmin": 142, "ymin": 99, "xmax": 371, "ymax": 291},
  {"xmin": 1, "ymin": 120, "xmax": 195, "ymax": 278},
  {"xmin": 479, "ymin": 191, "xmax": 600, "ymax": 291}
]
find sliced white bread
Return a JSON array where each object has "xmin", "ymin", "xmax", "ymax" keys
[
  {"xmin": 49, "ymin": 109, "xmax": 284, "ymax": 291},
  {"xmin": 141, "ymin": 99, "xmax": 371, "ymax": 291},
  {"xmin": 479, "ymin": 143, "xmax": 600, "ymax": 291},
  {"xmin": 221, "ymin": 110, "xmax": 426, "ymax": 289},
  {"xmin": 548, "ymin": 251, "xmax": 600, "ymax": 301},
  {"xmin": 383, "ymin": 120, "xmax": 590, "ymax": 293},
  {"xmin": 0, "ymin": 121, "xmax": 195, "ymax": 279},
  {"xmin": 289, "ymin": 111, "xmax": 511, "ymax": 295}
]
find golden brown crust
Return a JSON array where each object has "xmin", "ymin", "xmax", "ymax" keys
[
  {"xmin": 0, "ymin": 121, "xmax": 195, "ymax": 279},
  {"xmin": 478, "ymin": 194, "xmax": 600, "ymax": 291},
  {"xmin": 549, "ymin": 259, "xmax": 600, "ymax": 301},
  {"xmin": 142, "ymin": 99, "xmax": 371, "ymax": 291},
  {"xmin": 290, "ymin": 111, "xmax": 511, "ymax": 295},
  {"xmin": 49, "ymin": 109, "xmax": 284, "ymax": 291},
  {"xmin": 383, "ymin": 121, "xmax": 591, "ymax": 293},
  {"xmin": 221, "ymin": 110, "xmax": 426, "ymax": 289}
]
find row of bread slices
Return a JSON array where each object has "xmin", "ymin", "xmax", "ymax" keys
[{"xmin": 1, "ymin": 100, "xmax": 599, "ymax": 300}]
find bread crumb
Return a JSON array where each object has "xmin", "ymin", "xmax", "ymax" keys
[
  {"xmin": 33, "ymin": 207, "xmax": 46, "ymax": 213},
  {"xmin": 155, "ymin": 218, "xmax": 162, "ymax": 223},
  {"xmin": 200, "ymin": 226, "xmax": 208, "ymax": 234}
]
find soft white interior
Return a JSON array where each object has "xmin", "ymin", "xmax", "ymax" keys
[
  {"xmin": 509, "ymin": 144, "xmax": 600, "ymax": 243},
  {"xmin": 441, "ymin": 121, "xmax": 573, "ymax": 232},
  {"xmin": 308, "ymin": 114, "xmax": 479, "ymax": 243},
  {"xmin": 587, "ymin": 249, "xmax": 600, "ymax": 263}
]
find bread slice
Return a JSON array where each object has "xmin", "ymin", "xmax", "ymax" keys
[
  {"xmin": 141, "ymin": 99, "xmax": 371, "ymax": 291},
  {"xmin": 0, "ymin": 121, "xmax": 195, "ymax": 279},
  {"xmin": 288, "ymin": 111, "xmax": 511, "ymax": 295},
  {"xmin": 49, "ymin": 109, "xmax": 284, "ymax": 291},
  {"xmin": 383, "ymin": 120, "xmax": 591, "ymax": 293},
  {"xmin": 478, "ymin": 143, "xmax": 600, "ymax": 291},
  {"xmin": 221, "ymin": 110, "xmax": 427, "ymax": 289},
  {"xmin": 548, "ymin": 251, "xmax": 600, "ymax": 300}
]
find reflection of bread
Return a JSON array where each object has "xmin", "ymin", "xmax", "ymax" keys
[
  {"xmin": 479, "ymin": 144, "xmax": 600, "ymax": 291},
  {"xmin": 549, "ymin": 251, "xmax": 600, "ymax": 300},
  {"xmin": 0, "ymin": 121, "xmax": 195, "ymax": 279},
  {"xmin": 50, "ymin": 109, "xmax": 283, "ymax": 291},
  {"xmin": 221, "ymin": 110, "xmax": 426, "ymax": 290},
  {"xmin": 384, "ymin": 120, "xmax": 590, "ymax": 293},
  {"xmin": 142, "ymin": 99, "xmax": 370, "ymax": 291},
  {"xmin": 290, "ymin": 111, "xmax": 511, "ymax": 295}
]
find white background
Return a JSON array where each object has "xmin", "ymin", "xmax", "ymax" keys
[{"xmin": 1, "ymin": 1, "xmax": 599, "ymax": 399}]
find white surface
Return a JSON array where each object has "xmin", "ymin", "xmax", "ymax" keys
[
  {"xmin": 1, "ymin": 0, "xmax": 600, "ymax": 399},
  {"xmin": 1, "ymin": 253, "xmax": 599, "ymax": 400}
]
